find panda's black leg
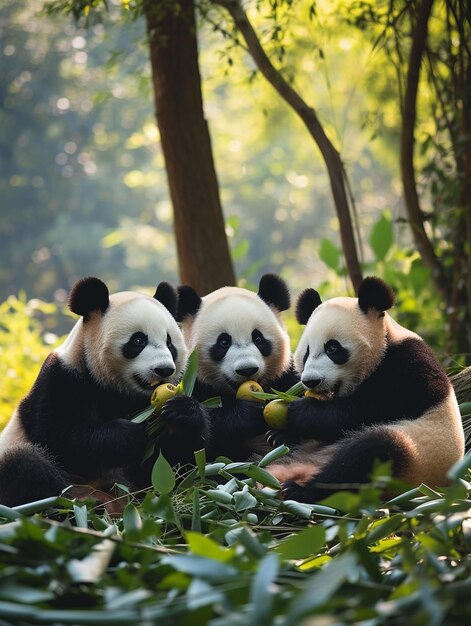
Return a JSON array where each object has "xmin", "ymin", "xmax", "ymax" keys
[
  {"xmin": 281, "ymin": 427, "xmax": 411, "ymax": 503},
  {"xmin": 0, "ymin": 443, "xmax": 70, "ymax": 507}
]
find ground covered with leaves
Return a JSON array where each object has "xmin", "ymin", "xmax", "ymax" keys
[{"xmin": 0, "ymin": 446, "xmax": 470, "ymax": 626}]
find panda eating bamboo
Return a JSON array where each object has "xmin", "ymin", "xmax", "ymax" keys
[
  {"xmin": 0, "ymin": 277, "xmax": 208, "ymax": 506},
  {"xmin": 267, "ymin": 276, "xmax": 465, "ymax": 502}
]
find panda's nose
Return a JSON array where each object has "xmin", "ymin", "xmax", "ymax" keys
[
  {"xmin": 302, "ymin": 378, "xmax": 322, "ymax": 389},
  {"xmin": 154, "ymin": 366, "xmax": 175, "ymax": 379},
  {"xmin": 236, "ymin": 366, "xmax": 259, "ymax": 378}
]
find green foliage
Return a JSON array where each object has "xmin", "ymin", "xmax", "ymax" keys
[
  {"xmin": 0, "ymin": 452, "xmax": 470, "ymax": 624},
  {"xmin": 317, "ymin": 210, "xmax": 454, "ymax": 361},
  {"xmin": 0, "ymin": 295, "xmax": 64, "ymax": 427}
]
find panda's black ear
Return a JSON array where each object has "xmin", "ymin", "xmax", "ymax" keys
[
  {"xmin": 68, "ymin": 277, "xmax": 109, "ymax": 320},
  {"xmin": 295, "ymin": 289, "xmax": 322, "ymax": 324},
  {"xmin": 176, "ymin": 285, "xmax": 202, "ymax": 322},
  {"xmin": 153, "ymin": 282, "xmax": 177, "ymax": 318},
  {"xmin": 257, "ymin": 273, "xmax": 290, "ymax": 312},
  {"xmin": 358, "ymin": 276, "xmax": 395, "ymax": 314}
]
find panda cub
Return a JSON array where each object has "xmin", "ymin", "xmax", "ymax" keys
[
  {"xmin": 267, "ymin": 276, "xmax": 465, "ymax": 502},
  {"xmin": 177, "ymin": 274, "xmax": 297, "ymax": 461},
  {"xmin": 0, "ymin": 277, "xmax": 207, "ymax": 507}
]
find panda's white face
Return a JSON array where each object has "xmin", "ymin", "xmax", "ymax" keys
[
  {"xmin": 294, "ymin": 297, "xmax": 387, "ymax": 398},
  {"xmin": 186, "ymin": 289, "xmax": 291, "ymax": 393},
  {"xmin": 59, "ymin": 293, "xmax": 187, "ymax": 397}
]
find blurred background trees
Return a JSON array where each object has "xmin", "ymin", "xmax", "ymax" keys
[{"xmin": 0, "ymin": 0, "xmax": 469, "ymax": 363}]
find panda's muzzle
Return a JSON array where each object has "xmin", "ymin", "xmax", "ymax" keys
[
  {"xmin": 236, "ymin": 366, "xmax": 259, "ymax": 379},
  {"xmin": 154, "ymin": 366, "xmax": 175, "ymax": 379}
]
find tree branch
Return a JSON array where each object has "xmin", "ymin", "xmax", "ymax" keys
[
  {"xmin": 400, "ymin": 0, "xmax": 446, "ymax": 296},
  {"xmin": 212, "ymin": 0, "xmax": 363, "ymax": 291}
]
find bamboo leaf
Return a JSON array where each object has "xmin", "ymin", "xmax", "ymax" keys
[
  {"xmin": 202, "ymin": 396, "xmax": 222, "ymax": 408},
  {"xmin": 131, "ymin": 404, "xmax": 156, "ymax": 424},
  {"xmin": 275, "ymin": 525, "xmax": 325, "ymax": 560},
  {"xmin": 258, "ymin": 444, "xmax": 290, "ymax": 467},
  {"xmin": 180, "ymin": 349, "xmax": 198, "ymax": 396},
  {"xmin": 151, "ymin": 452, "xmax": 176, "ymax": 494},
  {"xmin": 194, "ymin": 448, "xmax": 206, "ymax": 480},
  {"xmin": 249, "ymin": 553, "xmax": 279, "ymax": 626}
]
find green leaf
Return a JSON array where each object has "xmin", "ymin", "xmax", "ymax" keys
[
  {"xmin": 286, "ymin": 552, "xmax": 358, "ymax": 624},
  {"xmin": 186, "ymin": 531, "xmax": 234, "ymax": 562},
  {"xmin": 369, "ymin": 211, "xmax": 393, "ymax": 261},
  {"xmin": 181, "ymin": 349, "xmax": 198, "ymax": 396},
  {"xmin": 233, "ymin": 487, "xmax": 258, "ymax": 512},
  {"xmin": 232, "ymin": 238, "xmax": 250, "ymax": 261},
  {"xmin": 204, "ymin": 489, "xmax": 234, "ymax": 505},
  {"xmin": 280, "ymin": 500, "xmax": 315, "ymax": 519},
  {"xmin": 258, "ymin": 444, "xmax": 290, "ymax": 468},
  {"xmin": 275, "ymin": 525, "xmax": 325, "ymax": 560},
  {"xmin": 285, "ymin": 381, "xmax": 306, "ymax": 396},
  {"xmin": 249, "ymin": 553, "xmax": 279, "ymax": 626},
  {"xmin": 319, "ymin": 239, "xmax": 341, "ymax": 271},
  {"xmin": 202, "ymin": 396, "xmax": 222, "ymax": 408},
  {"xmin": 0, "ymin": 504, "xmax": 22, "ymax": 521},
  {"xmin": 194, "ymin": 447, "xmax": 206, "ymax": 480},
  {"xmin": 73, "ymin": 504, "xmax": 88, "ymax": 529},
  {"xmin": 225, "ymin": 526, "xmax": 267, "ymax": 558},
  {"xmin": 123, "ymin": 503, "xmax": 143, "ymax": 536},
  {"xmin": 151, "ymin": 452, "xmax": 176, "ymax": 494},
  {"xmin": 131, "ymin": 404, "xmax": 157, "ymax": 424},
  {"xmin": 447, "ymin": 448, "xmax": 471, "ymax": 480},
  {"xmin": 459, "ymin": 402, "xmax": 471, "ymax": 416},
  {"xmin": 153, "ymin": 493, "xmax": 181, "ymax": 529},
  {"xmin": 244, "ymin": 465, "xmax": 282, "ymax": 489},
  {"xmin": 191, "ymin": 490, "xmax": 201, "ymax": 532},
  {"xmin": 161, "ymin": 554, "xmax": 238, "ymax": 582},
  {"xmin": 365, "ymin": 514, "xmax": 404, "ymax": 544}
]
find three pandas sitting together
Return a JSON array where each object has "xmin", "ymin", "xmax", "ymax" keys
[{"xmin": 0, "ymin": 274, "xmax": 465, "ymax": 507}]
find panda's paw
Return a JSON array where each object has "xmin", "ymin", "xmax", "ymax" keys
[
  {"xmin": 266, "ymin": 429, "xmax": 300, "ymax": 448},
  {"xmin": 160, "ymin": 395, "xmax": 209, "ymax": 432},
  {"xmin": 281, "ymin": 480, "xmax": 308, "ymax": 502},
  {"xmin": 266, "ymin": 429, "xmax": 287, "ymax": 448}
]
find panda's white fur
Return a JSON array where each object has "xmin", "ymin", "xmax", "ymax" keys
[
  {"xmin": 176, "ymin": 274, "xmax": 296, "ymax": 461},
  {"xmin": 267, "ymin": 277, "xmax": 465, "ymax": 501},
  {"xmin": 58, "ymin": 293, "xmax": 186, "ymax": 395},
  {"xmin": 0, "ymin": 278, "xmax": 191, "ymax": 506},
  {"xmin": 183, "ymin": 286, "xmax": 291, "ymax": 392}
]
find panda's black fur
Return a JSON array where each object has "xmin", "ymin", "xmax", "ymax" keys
[
  {"xmin": 177, "ymin": 274, "xmax": 298, "ymax": 461},
  {"xmin": 267, "ymin": 277, "xmax": 465, "ymax": 503},
  {"xmin": 0, "ymin": 277, "xmax": 208, "ymax": 506}
]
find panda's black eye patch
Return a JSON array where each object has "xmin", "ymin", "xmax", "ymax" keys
[
  {"xmin": 303, "ymin": 345, "xmax": 310, "ymax": 365},
  {"xmin": 166, "ymin": 333, "xmax": 177, "ymax": 362},
  {"xmin": 324, "ymin": 339, "xmax": 349, "ymax": 365},
  {"xmin": 122, "ymin": 332, "xmax": 148, "ymax": 359},
  {"xmin": 252, "ymin": 329, "xmax": 272, "ymax": 357},
  {"xmin": 210, "ymin": 333, "xmax": 232, "ymax": 362}
]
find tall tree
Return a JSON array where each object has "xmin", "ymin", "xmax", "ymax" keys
[
  {"xmin": 48, "ymin": 0, "xmax": 236, "ymax": 295},
  {"xmin": 143, "ymin": 0, "xmax": 235, "ymax": 294},
  {"xmin": 373, "ymin": 0, "xmax": 470, "ymax": 357}
]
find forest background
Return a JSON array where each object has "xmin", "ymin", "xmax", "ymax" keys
[{"xmin": 0, "ymin": 0, "xmax": 469, "ymax": 424}]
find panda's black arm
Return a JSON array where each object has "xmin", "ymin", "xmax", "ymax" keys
[
  {"xmin": 286, "ymin": 339, "xmax": 451, "ymax": 443},
  {"xmin": 41, "ymin": 418, "xmax": 148, "ymax": 474},
  {"xmin": 286, "ymin": 396, "xmax": 370, "ymax": 443},
  {"xmin": 207, "ymin": 399, "xmax": 267, "ymax": 460}
]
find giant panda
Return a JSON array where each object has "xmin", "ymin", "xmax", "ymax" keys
[
  {"xmin": 267, "ymin": 276, "xmax": 465, "ymax": 503},
  {"xmin": 176, "ymin": 274, "xmax": 298, "ymax": 461},
  {"xmin": 0, "ymin": 277, "xmax": 208, "ymax": 507}
]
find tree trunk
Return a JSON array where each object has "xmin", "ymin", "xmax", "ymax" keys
[
  {"xmin": 400, "ymin": 0, "xmax": 446, "ymax": 298},
  {"xmin": 213, "ymin": 0, "xmax": 363, "ymax": 292},
  {"xmin": 144, "ymin": 0, "xmax": 236, "ymax": 295}
]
